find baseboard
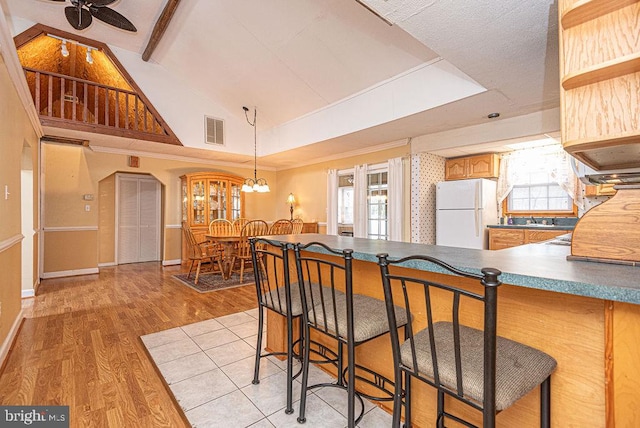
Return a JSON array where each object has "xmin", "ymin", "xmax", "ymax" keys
[
  {"xmin": 0, "ymin": 310, "xmax": 24, "ymax": 370},
  {"xmin": 98, "ymin": 262, "xmax": 117, "ymax": 267},
  {"xmin": 162, "ymin": 259, "xmax": 182, "ymax": 266},
  {"xmin": 41, "ymin": 267, "xmax": 99, "ymax": 279},
  {"xmin": 21, "ymin": 289, "xmax": 34, "ymax": 298}
]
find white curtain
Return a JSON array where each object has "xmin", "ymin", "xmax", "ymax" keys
[
  {"xmin": 326, "ymin": 169, "xmax": 338, "ymax": 235},
  {"xmin": 388, "ymin": 157, "xmax": 404, "ymax": 241},
  {"xmin": 353, "ymin": 164, "xmax": 368, "ymax": 238},
  {"xmin": 496, "ymin": 144, "xmax": 584, "ymax": 214}
]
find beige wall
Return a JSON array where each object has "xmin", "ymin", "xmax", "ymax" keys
[
  {"xmin": 0, "ymin": 52, "xmax": 39, "ymax": 346},
  {"xmin": 274, "ymin": 145, "xmax": 411, "ymax": 225},
  {"xmin": 42, "ymin": 141, "xmax": 411, "ymax": 273},
  {"xmin": 41, "ymin": 143, "xmax": 278, "ymax": 272}
]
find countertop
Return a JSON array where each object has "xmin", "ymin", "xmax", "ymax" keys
[
  {"xmin": 487, "ymin": 224, "xmax": 574, "ymax": 231},
  {"xmin": 264, "ymin": 233, "xmax": 640, "ymax": 305}
]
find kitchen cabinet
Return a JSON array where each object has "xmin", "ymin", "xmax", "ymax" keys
[
  {"xmin": 558, "ymin": 0, "xmax": 640, "ymax": 170},
  {"xmin": 180, "ymin": 172, "xmax": 245, "ymax": 259},
  {"xmin": 489, "ymin": 227, "xmax": 568, "ymax": 250},
  {"xmin": 444, "ymin": 153, "xmax": 499, "ymax": 180},
  {"xmin": 585, "ymin": 183, "xmax": 618, "ymax": 197}
]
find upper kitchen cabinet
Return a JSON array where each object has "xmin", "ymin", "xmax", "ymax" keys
[
  {"xmin": 559, "ymin": 0, "xmax": 640, "ymax": 170},
  {"xmin": 444, "ymin": 153, "xmax": 499, "ymax": 181}
]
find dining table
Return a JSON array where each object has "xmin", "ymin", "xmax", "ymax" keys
[{"xmin": 205, "ymin": 234, "xmax": 241, "ymax": 280}]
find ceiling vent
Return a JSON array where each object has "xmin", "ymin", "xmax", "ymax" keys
[{"xmin": 205, "ymin": 116, "xmax": 224, "ymax": 146}]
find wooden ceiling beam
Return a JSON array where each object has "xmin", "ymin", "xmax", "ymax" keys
[{"xmin": 142, "ymin": 0, "xmax": 181, "ymax": 62}]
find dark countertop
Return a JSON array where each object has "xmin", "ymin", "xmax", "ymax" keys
[
  {"xmin": 487, "ymin": 224, "xmax": 574, "ymax": 231},
  {"xmin": 265, "ymin": 233, "xmax": 640, "ymax": 305}
]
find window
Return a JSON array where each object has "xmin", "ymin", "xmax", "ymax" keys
[
  {"xmin": 367, "ymin": 170, "xmax": 388, "ymax": 240},
  {"xmin": 503, "ymin": 163, "xmax": 576, "ymax": 216},
  {"xmin": 334, "ymin": 164, "xmax": 391, "ymax": 239},
  {"xmin": 337, "ymin": 173, "xmax": 354, "ymax": 235}
]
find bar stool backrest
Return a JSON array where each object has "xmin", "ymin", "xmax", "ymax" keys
[
  {"xmin": 293, "ymin": 241, "xmax": 353, "ymax": 342},
  {"xmin": 377, "ymin": 253, "xmax": 502, "ymax": 425},
  {"xmin": 250, "ymin": 237, "xmax": 292, "ymax": 317}
]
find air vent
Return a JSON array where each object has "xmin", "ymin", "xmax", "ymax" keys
[{"xmin": 205, "ymin": 116, "xmax": 224, "ymax": 146}]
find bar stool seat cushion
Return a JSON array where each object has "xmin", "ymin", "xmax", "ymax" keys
[
  {"xmin": 265, "ymin": 282, "xmax": 344, "ymax": 317},
  {"xmin": 401, "ymin": 321, "xmax": 557, "ymax": 411},
  {"xmin": 309, "ymin": 293, "xmax": 409, "ymax": 343}
]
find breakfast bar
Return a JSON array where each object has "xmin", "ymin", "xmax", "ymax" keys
[{"xmin": 265, "ymin": 233, "xmax": 640, "ymax": 427}]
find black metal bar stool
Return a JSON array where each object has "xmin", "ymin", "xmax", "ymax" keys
[
  {"xmin": 293, "ymin": 242, "xmax": 409, "ymax": 427},
  {"xmin": 250, "ymin": 237, "xmax": 301, "ymax": 414},
  {"xmin": 377, "ymin": 253, "xmax": 557, "ymax": 428}
]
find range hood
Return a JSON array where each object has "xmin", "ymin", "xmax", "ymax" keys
[{"xmin": 573, "ymin": 160, "xmax": 640, "ymax": 185}]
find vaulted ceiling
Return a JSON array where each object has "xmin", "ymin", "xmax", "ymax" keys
[{"xmin": 0, "ymin": 0, "xmax": 560, "ymax": 168}]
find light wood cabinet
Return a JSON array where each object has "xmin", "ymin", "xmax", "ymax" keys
[
  {"xmin": 444, "ymin": 153, "xmax": 499, "ymax": 180},
  {"xmin": 585, "ymin": 183, "xmax": 618, "ymax": 197},
  {"xmin": 489, "ymin": 227, "xmax": 569, "ymax": 250},
  {"xmin": 559, "ymin": 0, "xmax": 640, "ymax": 170},
  {"xmin": 180, "ymin": 172, "xmax": 245, "ymax": 259}
]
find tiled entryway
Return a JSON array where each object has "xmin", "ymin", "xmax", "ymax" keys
[{"xmin": 141, "ymin": 308, "xmax": 393, "ymax": 428}]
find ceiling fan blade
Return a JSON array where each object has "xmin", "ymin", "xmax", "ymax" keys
[
  {"xmin": 64, "ymin": 6, "xmax": 93, "ymax": 30},
  {"xmin": 88, "ymin": 0, "xmax": 117, "ymax": 6},
  {"xmin": 89, "ymin": 6, "xmax": 137, "ymax": 32}
]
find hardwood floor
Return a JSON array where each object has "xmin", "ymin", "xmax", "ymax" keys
[{"xmin": 0, "ymin": 262, "xmax": 258, "ymax": 427}]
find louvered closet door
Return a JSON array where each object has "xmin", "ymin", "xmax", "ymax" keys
[
  {"xmin": 139, "ymin": 178, "xmax": 160, "ymax": 261},
  {"xmin": 117, "ymin": 175, "xmax": 161, "ymax": 264}
]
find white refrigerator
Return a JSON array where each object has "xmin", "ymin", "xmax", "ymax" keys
[{"xmin": 436, "ymin": 179, "xmax": 498, "ymax": 249}]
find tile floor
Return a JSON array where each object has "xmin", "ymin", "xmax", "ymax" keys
[{"xmin": 141, "ymin": 308, "xmax": 393, "ymax": 428}]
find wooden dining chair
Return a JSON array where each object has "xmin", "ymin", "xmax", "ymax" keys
[
  {"xmin": 232, "ymin": 218, "xmax": 249, "ymax": 235},
  {"xmin": 209, "ymin": 218, "xmax": 233, "ymax": 236},
  {"xmin": 182, "ymin": 221, "xmax": 223, "ymax": 284},
  {"xmin": 268, "ymin": 219, "xmax": 293, "ymax": 235},
  {"xmin": 291, "ymin": 218, "xmax": 304, "ymax": 234},
  {"xmin": 230, "ymin": 220, "xmax": 269, "ymax": 283}
]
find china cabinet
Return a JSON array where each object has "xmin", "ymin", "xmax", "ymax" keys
[{"xmin": 180, "ymin": 172, "xmax": 244, "ymax": 259}]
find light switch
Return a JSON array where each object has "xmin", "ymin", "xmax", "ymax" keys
[
  {"xmin": 85, "ymin": 204, "xmax": 91, "ymax": 212},
  {"xmin": 4, "ymin": 185, "xmax": 9, "ymax": 200}
]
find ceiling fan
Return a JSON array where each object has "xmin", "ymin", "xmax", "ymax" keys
[{"xmin": 47, "ymin": 0, "xmax": 137, "ymax": 32}]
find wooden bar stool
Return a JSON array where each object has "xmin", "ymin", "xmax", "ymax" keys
[
  {"xmin": 293, "ymin": 242, "xmax": 409, "ymax": 427},
  {"xmin": 377, "ymin": 253, "xmax": 557, "ymax": 428}
]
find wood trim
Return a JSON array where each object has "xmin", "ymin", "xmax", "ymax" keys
[
  {"xmin": 0, "ymin": 234, "xmax": 24, "ymax": 253},
  {"xmin": 13, "ymin": 24, "xmax": 182, "ymax": 146},
  {"xmin": 605, "ymin": 300, "xmax": 615, "ymax": 428},
  {"xmin": 143, "ymin": 0, "xmax": 182, "ymax": 62},
  {"xmin": 501, "ymin": 198, "xmax": 579, "ymax": 217},
  {"xmin": 39, "ymin": 117, "xmax": 180, "ymax": 145}
]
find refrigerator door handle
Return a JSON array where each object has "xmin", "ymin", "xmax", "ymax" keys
[{"xmin": 474, "ymin": 181, "xmax": 480, "ymax": 237}]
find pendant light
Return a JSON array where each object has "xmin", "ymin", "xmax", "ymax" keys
[{"xmin": 241, "ymin": 106, "xmax": 270, "ymax": 193}]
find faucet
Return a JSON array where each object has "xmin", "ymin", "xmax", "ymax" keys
[{"xmin": 530, "ymin": 215, "xmax": 537, "ymax": 224}]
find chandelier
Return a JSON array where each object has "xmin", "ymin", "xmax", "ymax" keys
[{"xmin": 241, "ymin": 106, "xmax": 270, "ymax": 193}]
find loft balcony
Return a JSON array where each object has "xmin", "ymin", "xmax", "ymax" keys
[{"xmin": 15, "ymin": 24, "xmax": 180, "ymax": 146}]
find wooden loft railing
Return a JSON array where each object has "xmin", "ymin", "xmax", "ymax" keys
[{"xmin": 23, "ymin": 67, "xmax": 180, "ymax": 145}]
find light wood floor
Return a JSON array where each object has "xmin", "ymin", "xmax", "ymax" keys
[{"xmin": 0, "ymin": 262, "xmax": 258, "ymax": 427}]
